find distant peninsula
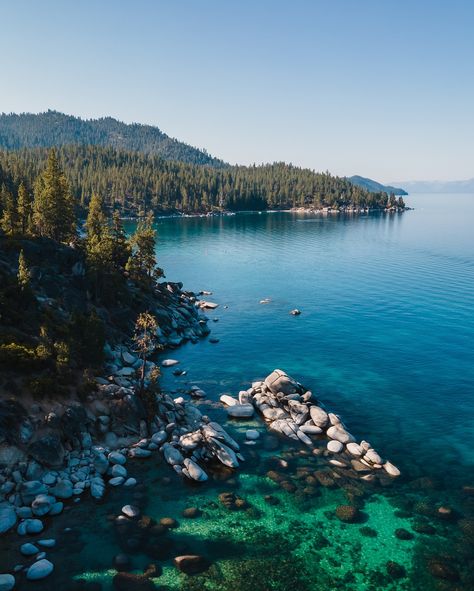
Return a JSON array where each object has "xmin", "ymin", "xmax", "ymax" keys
[
  {"xmin": 348, "ymin": 175, "xmax": 408, "ymax": 196},
  {"xmin": 0, "ymin": 111, "xmax": 407, "ymax": 215}
]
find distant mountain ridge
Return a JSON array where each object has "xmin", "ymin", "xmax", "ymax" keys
[
  {"xmin": 392, "ymin": 179, "xmax": 474, "ymax": 194},
  {"xmin": 349, "ymin": 175, "xmax": 408, "ymax": 195},
  {"xmin": 0, "ymin": 110, "xmax": 226, "ymax": 167},
  {"xmin": 0, "ymin": 111, "xmax": 411, "ymax": 200}
]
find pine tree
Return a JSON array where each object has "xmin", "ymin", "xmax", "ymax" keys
[
  {"xmin": 85, "ymin": 193, "xmax": 107, "ymax": 243},
  {"xmin": 132, "ymin": 311, "xmax": 158, "ymax": 394},
  {"xmin": 0, "ymin": 184, "xmax": 18, "ymax": 235},
  {"xmin": 17, "ymin": 249, "xmax": 31, "ymax": 289},
  {"xmin": 33, "ymin": 149, "xmax": 76, "ymax": 242},
  {"xmin": 16, "ymin": 182, "xmax": 32, "ymax": 235},
  {"xmin": 111, "ymin": 210, "xmax": 131, "ymax": 270},
  {"xmin": 126, "ymin": 212, "xmax": 162, "ymax": 287},
  {"xmin": 84, "ymin": 193, "xmax": 114, "ymax": 301}
]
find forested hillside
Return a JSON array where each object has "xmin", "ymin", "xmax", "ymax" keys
[
  {"xmin": 0, "ymin": 145, "xmax": 404, "ymax": 215},
  {"xmin": 349, "ymin": 175, "xmax": 408, "ymax": 196},
  {"xmin": 0, "ymin": 110, "xmax": 225, "ymax": 167}
]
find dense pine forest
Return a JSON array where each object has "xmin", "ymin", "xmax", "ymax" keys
[
  {"xmin": 0, "ymin": 110, "xmax": 225, "ymax": 167},
  {"xmin": 0, "ymin": 145, "xmax": 404, "ymax": 216}
]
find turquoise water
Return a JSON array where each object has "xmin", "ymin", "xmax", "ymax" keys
[
  {"xmin": 154, "ymin": 194, "xmax": 474, "ymax": 484},
  {"xmin": 3, "ymin": 195, "xmax": 474, "ymax": 590}
]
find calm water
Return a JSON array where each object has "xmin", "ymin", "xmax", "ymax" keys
[
  {"xmin": 4, "ymin": 195, "xmax": 474, "ymax": 590},
  {"xmin": 155, "ymin": 194, "xmax": 474, "ymax": 483}
]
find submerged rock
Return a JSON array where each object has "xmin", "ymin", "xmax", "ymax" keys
[
  {"xmin": 226, "ymin": 404, "xmax": 254, "ymax": 418},
  {"xmin": 113, "ymin": 572, "xmax": 156, "ymax": 590},
  {"xmin": 428, "ymin": 557, "xmax": 460, "ymax": 582},
  {"xmin": 161, "ymin": 359, "xmax": 179, "ymax": 367},
  {"xmin": 174, "ymin": 554, "xmax": 210, "ymax": 575},
  {"xmin": 335, "ymin": 505, "xmax": 360, "ymax": 523},
  {"xmin": 26, "ymin": 558, "xmax": 54, "ymax": 580},
  {"xmin": 386, "ymin": 561, "xmax": 406, "ymax": 579}
]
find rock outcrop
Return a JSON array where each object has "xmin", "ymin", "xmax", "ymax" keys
[{"xmin": 221, "ymin": 369, "xmax": 400, "ymax": 483}]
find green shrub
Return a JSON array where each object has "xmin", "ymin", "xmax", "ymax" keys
[
  {"xmin": 0, "ymin": 342, "xmax": 44, "ymax": 372},
  {"xmin": 27, "ymin": 375, "xmax": 67, "ymax": 400}
]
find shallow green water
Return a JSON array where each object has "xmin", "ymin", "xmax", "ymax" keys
[{"xmin": 2, "ymin": 195, "xmax": 474, "ymax": 589}]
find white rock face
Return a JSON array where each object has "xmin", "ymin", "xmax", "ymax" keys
[
  {"xmin": 123, "ymin": 478, "xmax": 137, "ymax": 488},
  {"xmin": 226, "ymin": 404, "xmax": 254, "ymax": 418},
  {"xmin": 383, "ymin": 461, "xmax": 401, "ymax": 477},
  {"xmin": 328, "ymin": 413, "xmax": 341, "ymax": 425},
  {"xmin": 300, "ymin": 425, "xmax": 323, "ymax": 435},
  {"xmin": 0, "ymin": 574, "xmax": 15, "ymax": 591},
  {"xmin": 346, "ymin": 443, "xmax": 363, "ymax": 457},
  {"xmin": 122, "ymin": 505, "xmax": 140, "ymax": 518},
  {"xmin": 162, "ymin": 444, "xmax": 184, "ymax": 466},
  {"xmin": 327, "ymin": 440, "xmax": 343, "ymax": 453},
  {"xmin": 326, "ymin": 426, "xmax": 355, "ymax": 444},
  {"xmin": 264, "ymin": 369, "xmax": 299, "ymax": 395},
  {"xmin": 183, "ymin": 458, "xmax": 208, "ymax": 481},
  {"xmin": 26, "ymin": 558, "xmax": 54, "ymax": 581},
  {"xmin": 162, "ymin": 359, "xmax": 179, "ymax": 367},
  {"xmin": 365, "ymin": 449, "xmax": 383, "ymax": 464},
  {"xmin": 309, "ymin": 406, "xmax": 329, "ymax": 428},
  {"xmin": 220, "ymin": 394, "xmax": 238, "ymax": 407}
]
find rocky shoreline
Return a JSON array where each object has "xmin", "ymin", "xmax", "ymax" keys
[
  {"xmin": 0, "ymin": 282, "xmax": 244, "ymax": 588},
  {"xmin": 289, "ymin": 205, "xmax": 408, "ymax": 214}
]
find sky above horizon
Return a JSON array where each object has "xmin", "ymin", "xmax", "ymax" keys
[{"xmin": 1, "ymin": 0, "xmax": 473, "ymax": 182}]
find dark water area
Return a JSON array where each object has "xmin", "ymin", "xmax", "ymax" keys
[{"xmin": 2, "ymin": 195, "xmax": 474, "ymax": 590}]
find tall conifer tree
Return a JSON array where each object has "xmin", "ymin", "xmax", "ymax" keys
[
  {"xmin": 16, "ymin": 182, "xmax": 32, "ymax": 235},
  {"xmin": 33, "ymin": 149, "xmax": 76, "ymax": 242}
]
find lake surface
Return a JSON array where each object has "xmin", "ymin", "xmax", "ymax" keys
[
  {"xmin": 155, "ymin": 194, "xmax": 474, "ymax": 484},
  {"xmin": 4, "ymin": 195, "xmax": 474, "ymax": 591}
]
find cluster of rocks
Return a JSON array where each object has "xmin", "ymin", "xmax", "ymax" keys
[
  {"xmin": 221, "ymin": 369, "xmax": 400, "ymax": 484},
  {"xmin": 103, "ymin": 285, "xmax": 210, "ymax": 391},
  {"xmin": 112, "ymin": 502, "xmax": 210, "ymax": 583}
]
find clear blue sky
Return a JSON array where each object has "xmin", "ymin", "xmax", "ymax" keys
[{"xmin": 1, "ymin": 0, "xmax": 473, "ymax": 181}]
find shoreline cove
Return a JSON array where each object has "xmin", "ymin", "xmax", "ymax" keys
[{"xmin": 1, "ymin": 198, "xmax": 473, "ymax": 591}]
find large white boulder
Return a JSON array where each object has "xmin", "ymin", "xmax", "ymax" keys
[
  {"xmin": 183, "ymin": 458, "xmax": 208, "ymax": 482},
  {"xmin": 309, "ymin": 405, "xmax": 329, "ymax": 428},
  {"xmin": 264, "ymin": 369, "xmax": 299, "ymax": 395}
]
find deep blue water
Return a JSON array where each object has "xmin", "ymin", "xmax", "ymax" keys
[{"xmin": 151, "ymin": 194, "xmax": 474, "ymax": 483}]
